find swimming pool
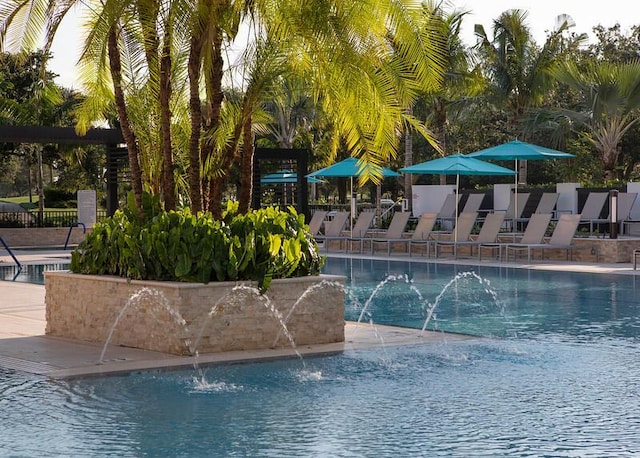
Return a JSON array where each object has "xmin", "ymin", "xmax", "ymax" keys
[{"xmin": 2, "ymin": 257, "xmax": 640, "ymax": 456}]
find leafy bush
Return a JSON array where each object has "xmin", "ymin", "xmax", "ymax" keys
[
  {"xmin": 44, "ymin": 188, "xmax": 76, "ymax": 208},
  {"xmin": 70, "ymin": 194, "xmax": 324, "ymax": 291}
]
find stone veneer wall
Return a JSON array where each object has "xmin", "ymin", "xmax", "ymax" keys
[
  {"xmin": 45, "ymin": 272, "xmax": 345, "ymax": 356},
  {"xmin": 328, "ymin": 234, "xmax": 640, "ymax": 262},
  {"xmin": 0, "ymin": 227, "xmax": 89, "ymax": 247}
]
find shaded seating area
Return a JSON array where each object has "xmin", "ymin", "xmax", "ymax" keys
[
  {"xmin": 504, "ymin": 213, "xmax": 581, "ymax": 262},
  {"xmin": 496, "ymin": 192, "xmax": 530, "ymax": 233},
  {"xmin": 342, "ymin": 210, "xmax": 377, "ymax": 253},
  {"xmin": 436, "ymin": 193, "xmax": 460, "ymax": 229},
  {"xmin": 577, "ymin": 191, "xmax": 637, "ymax": 237},
  {"xmin": 620, "ymin": 193, "xmax": 640, "ymax": 235},
  {"xmin": 534, "ymin": 192, "xmax": 559, "ymax": 216},
  {"xmin": 514, "ymin": 192, "xmax": 558, "ymax": 230},
  {"xmin": 461, "ymin": 193, "xmax": 486, "ymax": 215}
]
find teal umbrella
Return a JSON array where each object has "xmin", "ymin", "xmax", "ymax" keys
[
  {"xmin": 307, "ymin": 158, "xmax": 401, "ymax": 235},
  {"xmin": 261, "ymin": 171, "xmax": 324, "ymax": 184},
  {"xmin": 400, "ymin": 154, "xmax": 515, "ymax": 242},
  {"xmin": 307, "ymin": 157, "xmax": 401, "ymax": 179},
  {"xmin": 468, "ymin": 140, "xmax": 575, "ymax": 218}
]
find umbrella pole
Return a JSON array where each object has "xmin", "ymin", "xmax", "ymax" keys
[
  {"xmin": 454, "ymin": 174, "xmax": 459, "ymax": 246},
  {"xmin": 350, "ymin": 177, "xmax": 354, "ymax": 238},
  {"xmin": 514, "ymin": 159, "xmax": 519, "ymax": 235}
]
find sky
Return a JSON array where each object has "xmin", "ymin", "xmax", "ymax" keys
[{"xmin": 47, "ymin": 0, "xmax": 638, "ymax": 90}]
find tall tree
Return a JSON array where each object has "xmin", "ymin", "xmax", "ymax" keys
[
  {"xmin": 548, "ymin": 59, "xmax": 640, "ymax": 180},
  {"xmin": 474, "ymin": 9, "xmax": 586, "ymax": 182},
  {"xmin": 415, "ymin": 5, "xmax": 484, "ymax": 185},
  {"xmin": 2, "ymin": 0, "xmax": 447, "ymax": 216}
]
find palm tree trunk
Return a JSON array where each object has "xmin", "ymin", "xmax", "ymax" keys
[
  {"xmin": 403, "ymin": 128, "xmax": 413, "ymax": 209},
  {"xmin": 239, "ymin": 112, "xmax": 254, "ymax": 213},
  {"xmin": 435, "ymin": 99, "xmax": 447, "ymax": 186},
  {"xmin": 159, "ymin": 36, "xmax": 176, "ymax": 210},
  {"xmin": 208, "ymin": 119, "xmax": 242, "ymax": 216},
  {"xmin": 108, "ymin": 26, "xmax": 144, "ymax": 214},
  {"xmin": 209, "ymin": 178, "xmax": 224, "ymax": 219},
  {"xmin": 188, "ymin": 35, "xmax": 204, "ymax": 212},
  {"xmin": 202, "ymin": 28, "xmax": 225, "ymax": 212}
]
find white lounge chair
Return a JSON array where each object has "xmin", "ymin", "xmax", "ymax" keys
[
  {"xmin": 307, "ymin": 210, "xmax": 328, "ymax": 236},
  {"xmin": 489, "ymin": 213, "xmax": 553, "ymax": 262},
  {"xmin": 497, "ymin": 192, "xmax": 530, "ymax": 233},
  {"xmin": 436, "ymin": 193, "xmax": 460, "ymax": 230},
  {"xmin": 407, "ymin": 213, "xmax": 439, "ymax": 257},
  {"xmin": 434, "ymin": 212, "xmax": 478, "ymax": 258},
  {"xmin": 578, "ymin": 192, "xmax": 608, "ymax": 235},
  {"xmin": 343, "ymin": 210, "xmax": 377, "ymax": 253},
  {"xmin": 316, "ymin": 211, "xmax": 350, "ymax": 251},
  {"xmin": 367, "ymin": 211, "xmax": 412, "ymax": 255},
  {"xmin": 505, "ymin": 213, "xmax": 580, "ymax": 261}
]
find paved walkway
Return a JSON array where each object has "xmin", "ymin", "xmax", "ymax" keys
[{"xmin": 1, "ymin": 248, "xmax": 637, "ymax": 379}]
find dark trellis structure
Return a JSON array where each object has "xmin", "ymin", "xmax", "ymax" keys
[
  {"xmin": 251, "ymin": 148, "xmax": 309, "ymax": 219},
  {"xmin": 0, "ymin": 126, "xmax": 126, "ymax": 216}
]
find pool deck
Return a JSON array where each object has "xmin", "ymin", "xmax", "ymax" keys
[{"xmin": 1, "ymin": 248, "xmax": 638, "ymax": 379}]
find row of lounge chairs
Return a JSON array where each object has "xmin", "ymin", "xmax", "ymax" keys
[
  {"xmin": 310, "ymin": 190, "xmax": 637, "ymax": 260},
  {"xmin": 313, "ymin": 208, "xmax": 583, "ymax": 262},
  {"xmin": 500, "ymin": 191, "xmax": 637, "ymax": 236},
  {"xmin": 401, "ymin": 190, "xmax": 634, "ymax": 236}
]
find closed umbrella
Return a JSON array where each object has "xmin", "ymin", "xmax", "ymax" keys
[
  {"xmin": 400, "ymin": 154, "xmax": 515, "ymax": 242},
  {"xmin": 307, "ymin": 158, "xmax": 401, "ymax": 236},
  {"xmin": 467, "ymin": 140, "xmax": 575, "ymax": 218}
]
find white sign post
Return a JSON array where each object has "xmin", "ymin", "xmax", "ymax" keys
[{"xmin": 77, "ymin": 190, "xmax": 97, "ymax": 227}]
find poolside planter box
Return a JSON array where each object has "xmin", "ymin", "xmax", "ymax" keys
[{"xmin": 44, "ymin": 272, "xmax": 345, "ymax": 356}]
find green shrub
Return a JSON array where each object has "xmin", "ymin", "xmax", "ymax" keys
[
  {"xmin": 44, "ymin": 188, "xmax": 76, "ymax": 208},
  {"xmin": 70, "ymin": 193, "xmax": 324, "ymax": 291}
]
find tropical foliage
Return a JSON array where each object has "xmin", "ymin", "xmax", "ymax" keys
[
  {"xmin": 3, "ymin": 7, "xmax": 640, "ymax": 206},
  {"xmin": 1, "ymin": 0, "xmax": 448, "ymax": 217},
  {"xmin": 70, "ymin": 193, "xmax": 323, "ymax": 290}
]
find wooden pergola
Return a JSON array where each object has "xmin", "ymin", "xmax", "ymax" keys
[
  {"xmin": 251, "ymin": 147, "xmax": 309, "ymax": 219},
  {"xmin": 0, "ymin": 125, "xmax": 126, "ymax": 215}
]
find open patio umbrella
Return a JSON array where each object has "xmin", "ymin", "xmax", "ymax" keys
[
  {"xmin": 307, "ymin": 158, "xmax": 401, "ymax": 236},
  {"xmin": 400, "ymin": 154, "xmax": 515, "ymax": 242},
  {"xmin": 467, "ymin": 140, "xmax": 575, "ymax": 218}
]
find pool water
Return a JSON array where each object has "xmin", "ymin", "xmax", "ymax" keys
[
  {"xmin": 0, "ymin": 263, "xmax": 70, "ymax": 284},
  {"xmin": 2, "ymin": 258, "xmax": 640, "ymax": 457}
]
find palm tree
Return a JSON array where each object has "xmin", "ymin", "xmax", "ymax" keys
[
  {"xmin": 2, "ymin": 0, "xmax": 447, "ymax": 216},
  {"xmin": 548, "ymin": 59, "xmax": 640, "ymax": 180},
  {"xmin": 0, "ymin": 51, "xmax": 63, "ymax": 223},
  {"xmin": 195, "ymin": 0, "xmax": 449, "ymax": 215},
  {"xmin": 415, "ymin": 5, "xmax": 485, "ymax": 186},
  {"xmin": 474, "ymin": 9, "xmax": 586, "ymax": 182}
]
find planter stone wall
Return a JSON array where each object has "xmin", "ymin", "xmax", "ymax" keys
[
  {"xmin": 0, "ymin": 227, "xmax": 89, "ymax": 248},
  {"xmin": 45, "ymin": 272, "xmax": 345, "ymax": 356}
]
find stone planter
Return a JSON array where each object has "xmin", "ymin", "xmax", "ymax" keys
[{"xmin": 45, "ymin": 272, "xmax": 345, "ymax": 356}]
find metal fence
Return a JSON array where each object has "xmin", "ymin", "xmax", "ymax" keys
[{"xmin": 0, "ymin": 210, "xmax": 109, "ymax": 228}]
